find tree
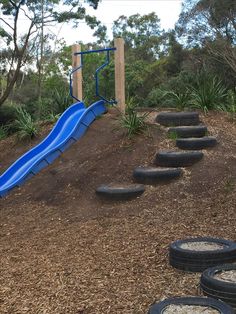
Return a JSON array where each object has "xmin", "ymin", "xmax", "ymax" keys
[
  {"xmin": 0, "ymin": 0, "xmax": 101, "ymax": 106},
  {"xmin": 176, "ymin": 0, "xmax": 236, "ymax": 77},
  {"xmin": 176, "ymin": 0, "xmax": 236, "ymax": 45},
  {"xmin": 113, "ymin": 13, "xmax": 163, "ymax": 61}
]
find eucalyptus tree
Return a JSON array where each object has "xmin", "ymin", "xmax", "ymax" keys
[
  {"xmin": 176, "ymin": 0, "xmax": 236, "ymax": 76},
  {"xmin": 0, "ymin": 0, "xmax": 101, "ymax": 106}
]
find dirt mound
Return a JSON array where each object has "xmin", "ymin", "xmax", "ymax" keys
[{"xmin": 0, "ymin": 109, "xmax": 236, "ymax": 313}]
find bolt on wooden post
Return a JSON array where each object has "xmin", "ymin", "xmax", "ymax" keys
[
  {"xmin": 72, "ymin": 44, "xmax": 83, "ymax": 102},
  {"xmin": 114, "ymin": 38, "xmax": 125, "ymax": 113}
]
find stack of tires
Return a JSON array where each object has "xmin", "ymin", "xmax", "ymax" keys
[{"xmin": 148, "ymin": 237, "xmax": 236, "ymax": 313}]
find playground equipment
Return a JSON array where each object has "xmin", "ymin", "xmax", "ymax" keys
[{"xmin": 0, "ymin": 39, "xmax": 125, "ymax": 197}]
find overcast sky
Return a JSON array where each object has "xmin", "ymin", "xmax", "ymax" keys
[{"xmin": 48, "ymin": 0, "xmax": 183, "ymax": 45}]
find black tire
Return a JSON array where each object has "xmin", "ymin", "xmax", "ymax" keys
[
  {"xmin": 168, "ymin": 125, "xmax": 207, "ymax": 138},
  {"xmin": 155, "ymin": 151, "xmax": 204, "ymax": 167},
  {"xmin": 201, "ymin": 282, "xmax": 236, "ymax": 307},
  {"xmin": 201, "ymin": 264, "xmax": 236, "ymax": 309},
  {"xmin": 96, "ymin": 184, "xmax": 145, "ymax": 201},
  {"xmin": 176, "ymin": 137, "xmax": 217, "ymax": 150},
  {"xmin": 148, "ymin": 296, "xmax": 234, "ymax": 314},
  {"xmin": 201, "ymin": 264, "xmax": 236, "ymax": 294},
  {"xmin": 133, "ymin": 167, "xmax": 182, "ymax": 185},
  {"xmin": 169, "ymin": 238, "xmax": 236, "ymax": 272},
  {"xmin": 156, "ymin": 112, "xmax": 200, "ymax": 126}
]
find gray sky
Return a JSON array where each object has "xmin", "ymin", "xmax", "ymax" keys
[{"xmin": 51, "ymin": 0, "xmax": 183, "ymax": 44}]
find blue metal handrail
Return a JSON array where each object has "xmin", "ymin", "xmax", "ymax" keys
[
  {"xmin": 74, "ymin": 47, "xmax": 116, "ymax": 56},
  {"xmin": 69, "ymin": 47, "xmax": 117, "ymax": 104}
]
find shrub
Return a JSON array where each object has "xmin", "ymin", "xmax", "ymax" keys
[
  {"xmin": 190, "ymin": 72, "xmax": 227, "ymax": 112},
  {"xmin": 53, "ymin": 88, "xmax": 73, "ymax": 113},
  {"xmin": 161, "ymin": 90, "xmax": 191, "ymax": 110},
  {"xmin": 218, "ymin": 89, "xmax": 236, "ymax": 121},
  {"xmin": 0, "ymin": 103, "xmax": 18, "ymax": 126},
  {"xmin": 0, "ymin": 125, "xmax": 8, "ymax": 140},
  {"xmin": 14, "ymin": 107, "xmax": 38, "ymax": 141},
  {"xmin": 120, "ymin": 98, "xmax": 148, "ymax": 138}
]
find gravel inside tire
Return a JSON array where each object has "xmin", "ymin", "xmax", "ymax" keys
[
  {"xmin": 96, "ymin": 183, "xmax": 145, "ymax": 201},
  {"xmin": 156, "ymin": 112, "xmax": 200, "ymax": 126},
  {"xmin": 133, "ymin": 167, "xmax": 182, "ymax": 184},
  {"xmin": 176, "ymin": 137, "xmax": 217, "ymax": 150},
  {"xmin": 155, "ymin": 151, "xmax": 204, "ymax": 167},
  {"xmin": 148, "ymin": 296, "xmax": 234, "ymax": 314},
  {"xmin": 168, "ymin": 125, "xmax": 207, "ymax": 138}
]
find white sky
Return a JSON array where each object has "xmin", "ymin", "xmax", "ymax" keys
[{"xmin": 49, "ymin": 0, "xmax": 183, "ymax": 45}]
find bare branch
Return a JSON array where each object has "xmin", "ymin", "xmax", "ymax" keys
[{"xmin": 0, "ymin": 18, "xmax": 14, "ymax": 31}]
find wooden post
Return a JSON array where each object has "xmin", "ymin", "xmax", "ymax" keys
[
  {"xmin": 114, "ymin": 38, "xmax": 125, "ymax": 112},
  {"xmin": 72, "ymin": 44, "xmax": 83, "ymax": 102}
]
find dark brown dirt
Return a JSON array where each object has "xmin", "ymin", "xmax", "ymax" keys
[{"xmin": 0, "ymin": 109, "xmax": 236, "ymax": 314}]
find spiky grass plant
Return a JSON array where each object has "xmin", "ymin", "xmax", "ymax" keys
[
  {"xmin": 191, "ymin": 73, "xmax": 227, "ymax": 113},
  {"xmin": 120, "ymin": 97, "xmax": 149, "ymax": 138},
  {"xmin": 14, "ymin": 107, "xmax": 38, "ymax": 141}
]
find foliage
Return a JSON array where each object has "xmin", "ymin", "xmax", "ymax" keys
[
  {"xmin": 0, "ymin": 125, "xmax": 8, "ymax": 140},
  {"xmin": 190, "ymin": 72, "xmax": 227, "ymax": 112},
  {"xmin": 161, "ymin": 90, "xmax": 192, "ymax": 110},
  {"xmin": 14, "ymin": 107, "xmax": 38, "ymax": 141},
  {"xmin": 218, "ymin": 89, "xmax": 236, "ymax": 121},
  {"xmin": 0, "ymin": 0, "xmax": 102, "ymax": 106},
  {"xmin": 43, "ymin": 112, "xmax": 61, "ymax": 123},
  {"xmin": 113, "ymin": 13, "xmax": 163, "ymax": 61},
  {"xmin": 168, "ymin": 131, "xmax": 178, "ymax": 140},
  {"xmin": 120, "ymin": 98, "xmax": 148, "ymax": 138},
  {"xmin": 53, "ymin": 88, "xmax": 73, "ymax": 114}
]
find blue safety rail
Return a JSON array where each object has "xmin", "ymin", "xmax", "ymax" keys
[{"xmin": 70, "ymin": 47, "xmax": 117, "ymax": 104}]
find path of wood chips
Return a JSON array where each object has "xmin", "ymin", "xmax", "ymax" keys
[{"xmin": 0, "ymin": 110, "xmax": 235, "ymax": 313}]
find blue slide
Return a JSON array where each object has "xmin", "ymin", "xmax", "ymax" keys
[{"xmin": 0, "ymin": 100, "xmax": 107, "ymax": 197}]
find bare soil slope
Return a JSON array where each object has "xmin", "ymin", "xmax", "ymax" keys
[{"xmin": 0, "ymin": 109, "xmax": 235, "ymax": 314}]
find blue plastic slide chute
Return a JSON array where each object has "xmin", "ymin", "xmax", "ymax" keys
[{"xmin": 0, "ymin": 100, "xmax": 107, "ymax": 197}]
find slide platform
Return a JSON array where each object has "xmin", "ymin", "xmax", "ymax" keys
[{"xmin": 0, "ymin": 100, "xmax": 107, "ymax": 197}]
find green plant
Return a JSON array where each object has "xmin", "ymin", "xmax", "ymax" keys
[
  {"xmin": 218, "ymin": 89, "xmax": 236, "ymax": 121},
  {"xmin": 14, "ymin": 107, "xmax": 38, "ymax": 140},
  {"xmin": 120, "ymin": 98, "xmax": 149, "ymax": 138},
  {"xmin": 167, "ymin": 131, "xmax": 178, "ymax": 140},
  {"xmin": 191, "ymin": 73, "xmax": 227, "ymax": 112},
  {"xmin": 162, "ymin": 90, "xmax": 191, "ymax": 110},
  {"xmin": 0, "ymin": 125, "xmax": 8, "ymax": 140},
  {"xmin": 53, "ymin": 88, "xmax": 73, "ymax": 114},
  {"xmin": 43, "ymin": 112, "xmax": 61, "ymax": 123}
]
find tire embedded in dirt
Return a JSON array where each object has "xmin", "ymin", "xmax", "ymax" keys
[
  {"xmin": 156, "ymin": 112, "xmax": 200, "ymax": 126},
  {"xmin": 154, "ymin": 151, "xmax": 204, "ymax": 167},
  {"xmin": 133, "ymin": 167, "xmax": 182, "ymax": 185},
  {"xmin": 96, "ymin": 183, "xmax": 145, "ymax": 201},
  {"xmin": 201, "ymin": 264, "xmax": 236, "ymax": 309},
  {"xmin": 168, "ymin": 125, "xmax": 207, "ymax": 138},
  {"xmin": 176, "ymin": 137, "xmax": 217, "ymax": 150},
  {"xmin": 148, "ymin": 296, "xmax": 234, "ymax": 314},
  {"xmin": 169, "ymin": 237, "xmax": 236, "ymax": 272}
]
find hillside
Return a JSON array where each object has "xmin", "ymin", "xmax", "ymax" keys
[{"xmin": 0, "ymin": 109, "xmax": 236, "ymax": 314}]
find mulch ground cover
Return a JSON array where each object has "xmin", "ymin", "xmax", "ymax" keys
[{"xmin": 0, "ymin": 109, "xmax": 235, "ymax": 313}]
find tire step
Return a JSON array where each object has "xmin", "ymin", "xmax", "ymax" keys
[
  {"xmin": 96, "ymin": 183, "xmax": 145, "ymax": 201},
  {"xmin": 155, "ymin": 151, "xmax": 204, "ymax": 167},
  {"xmin": 168, "ymin": 125, "xmax": 207, "ymax": 138},
  {"xmin": 133, "ymin": 167, "xmax": 182, "ymax": 185},
  {"xmin": 176, "ymin": 136, "xmax": 217, "ymax": 150},
  {"xmin": 156, "ymin": 111, "xmax": 200, "ymax": 126},
  {"xmin": 148, "ymin": 296, "xmax": 234, "ymax": 314}
]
